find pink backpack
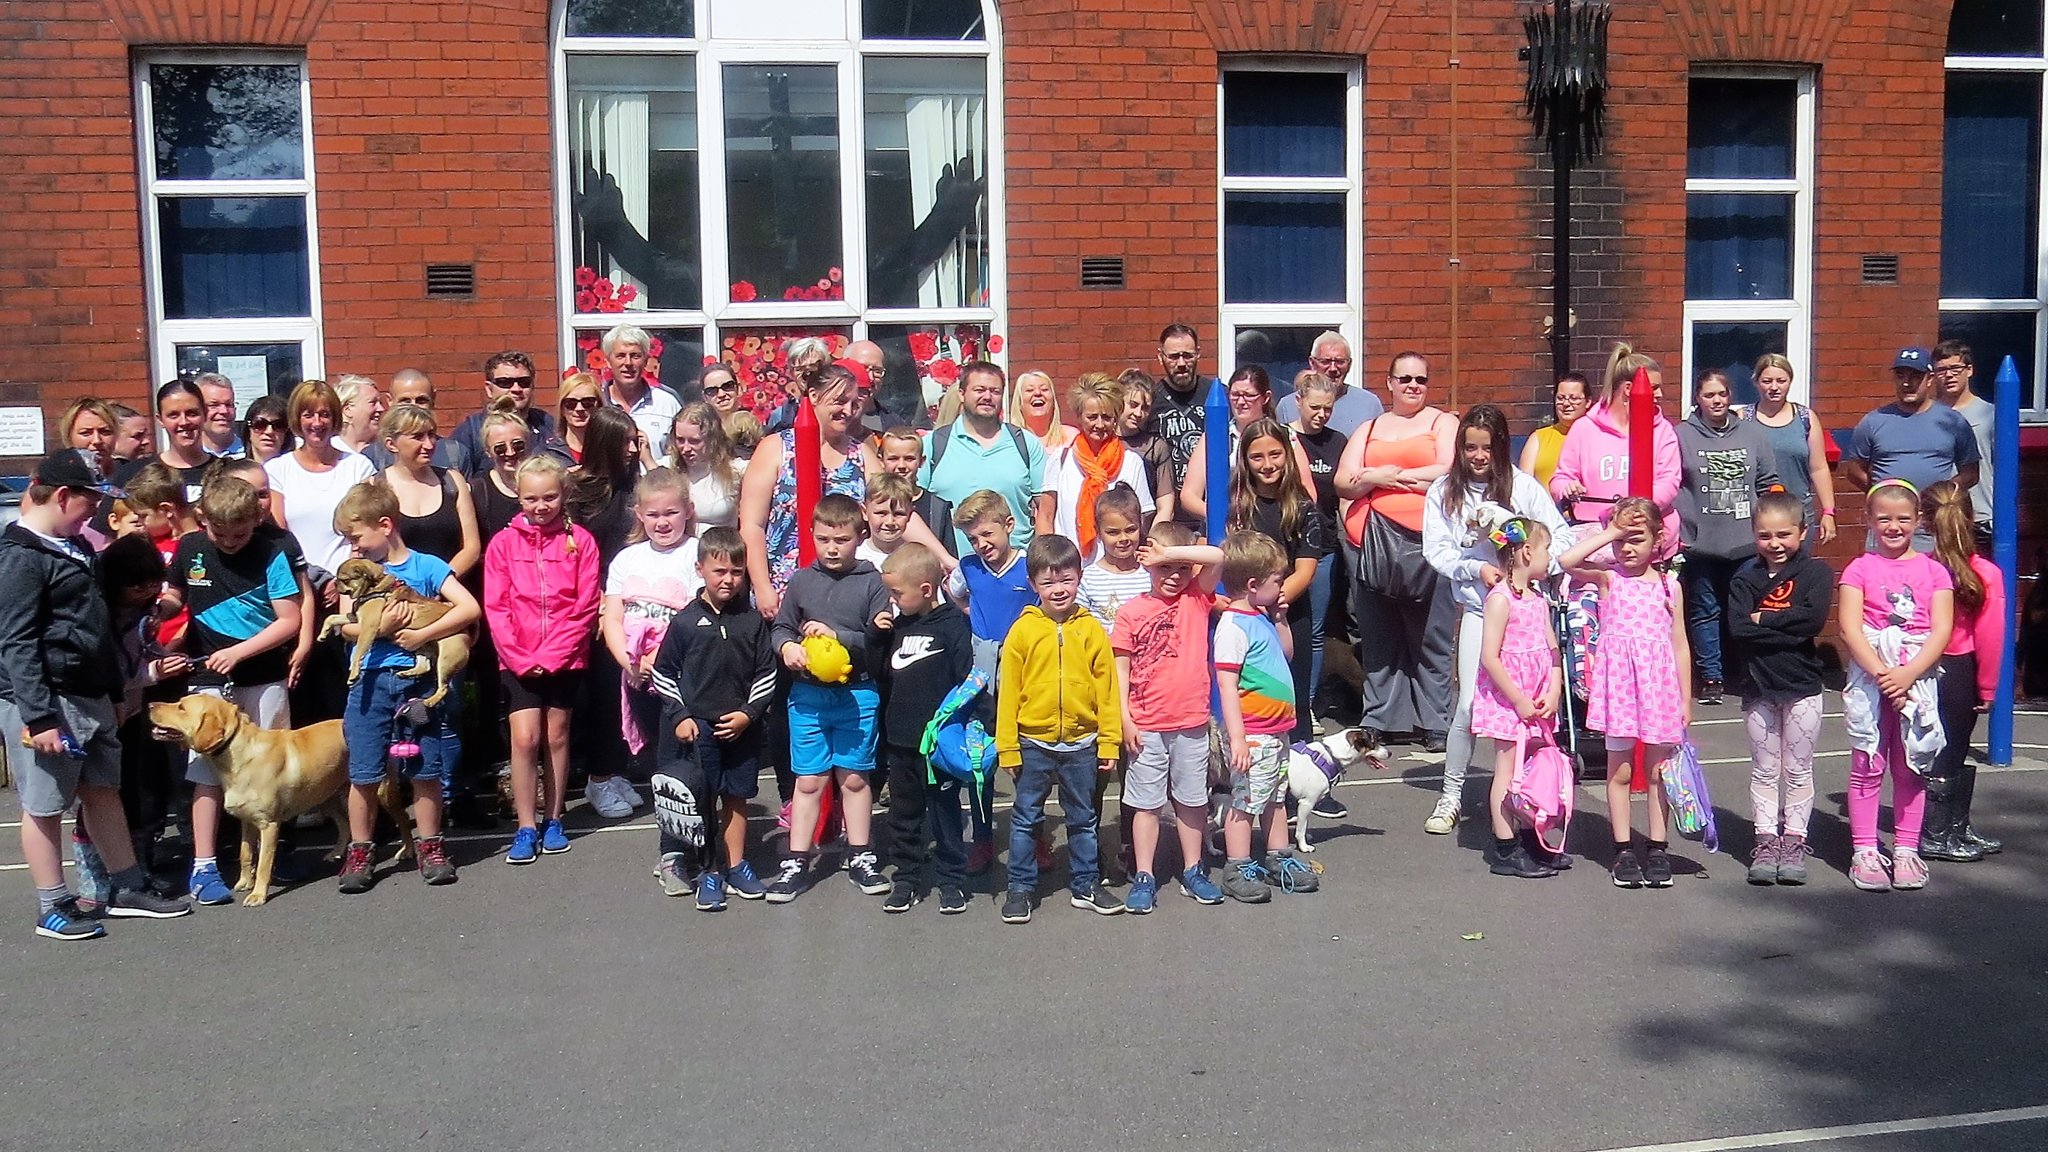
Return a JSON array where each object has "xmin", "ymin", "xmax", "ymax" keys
[{"xmin": 1506, "ymin": 728, "xmax": 1576, "ymax": 854}]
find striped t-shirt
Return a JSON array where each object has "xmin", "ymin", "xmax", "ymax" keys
[{"xmin": 1213, "ymin": 606, "xmax": 1295, "ymax": 736}]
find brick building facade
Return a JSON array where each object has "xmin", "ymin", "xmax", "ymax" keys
[{"xmin": 0, "ymin": 0, "xmax": 2037, "ymax": 541}]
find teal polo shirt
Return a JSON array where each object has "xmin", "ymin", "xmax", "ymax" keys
[{"xmin": 918, "ymin": 417, "xmax": 1049, "ymax": 553}]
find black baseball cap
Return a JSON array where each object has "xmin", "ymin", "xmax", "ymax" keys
[{"xmin": 33, "ymin": 448, "xmax": 124, "ymax": 497}]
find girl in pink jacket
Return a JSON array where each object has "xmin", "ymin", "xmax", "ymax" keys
[
  {"xmin": 1548, "ymin": 343, "xmax": 1683, "ymax": 560},
  {"xmin": 484, "ymin": 454, "xmax": 601, "ymax": 863}
]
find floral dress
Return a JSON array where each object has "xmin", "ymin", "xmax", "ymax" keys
[
  {"xmin": 1470, "ymin": 582, "xmax": 1558, "ymax": 742},
  {"xmin": 1584, "ymin": 568, "xmax": 1686, "ymax": 745},
  {"xmin": 764, "ymin": 428, "xmax": 866, "ymax": 592}
]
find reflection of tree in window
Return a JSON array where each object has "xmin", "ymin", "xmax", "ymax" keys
[
  {"xmin": 565, "ymin": 0, "xmax": 694, "ymax": 37},
  {"xmin": 569, "ymin": 56, "xmax": 701, "ymax": 311},
  {"xmin": 724, "ymin": 66, "xmax": 845, "ymax": 293},
  {"xmin": 151, "ymin": 64, "xmax": 302, "ymax": 181},
  {"xmin": 864, "ymin": 58, "xmax": 988, "ymax": 308},
  {"xmin": 862, "ymin": 0, "xmax": 986, "ymax": 40}
]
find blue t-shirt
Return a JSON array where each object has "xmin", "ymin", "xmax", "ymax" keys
[
  {"xmin": 945, "ymin": 551, "xmax": 1037, "ymax": 644},
  {"xmin": 918, "ymin": 418, "xmax": 1048, "ymax": 553},
  {"xmin": 364, "ymin": 550, "xmax": 455, "ymax": 670},
  {"xmin": 172, "ymin": 530, "xmax": 299, "ymax": 688},
  {"xmin": 1847, "ymin": 402, "xmax": 1979, "ymax": 491}
]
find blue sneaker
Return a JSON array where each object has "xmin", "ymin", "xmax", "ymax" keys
[
  {"xmin": 696, "ymin": 869, "xmax": 727, "ymax": 911},
  {"xmin": 188, "ymin": 862, "xmax": 234, "ymax": 906},
  {"xmin": 540, "ymin": 819, "xmax": 572, "ymax": 854},
  {"xmin": 1179, "ymin": 866, "xmax": 1225, "ymax": 905},
  {"xmin": 506, "ymin": 826, "xmax": 539, "ymax": 865},
  {"xmin": 725, "ymin": 860, "xmax": 767, "ymax": 900},
  {"xmin": 35, "ymin": 898, "xmax": 106, "ymax": 941},
  {"xmin": 1125, "ymin": 872, "xmax": 1158, "ymax": 915}
]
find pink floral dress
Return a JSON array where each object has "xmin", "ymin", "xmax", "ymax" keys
[
  {"xmin": 1471, "ymin": 582, "xmax": 1558, "ymax": 742},
  {"xmin": 1585, "ymin": 568, "xmax": 1686, "ymax": 745}
]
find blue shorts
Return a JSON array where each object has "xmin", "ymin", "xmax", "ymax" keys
[
  {"xmin": 343, "ymin": 666, "xmax": 449, "ymax": 786},
  {"xmin": 695, "ymin": 727, "xmax": 762, "ymax": 799},
  {"xmin": 787, "ymin": 680, "xmax": 879, "ymax": 777}
]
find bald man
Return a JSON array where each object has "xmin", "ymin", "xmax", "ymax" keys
[
  {"xmin": 364, "ymin": 367, "xmax": 472, "ymax": 473},
  {"xmin": 843, "ymin": 339, "xmax": 899, "ymax": 431}
]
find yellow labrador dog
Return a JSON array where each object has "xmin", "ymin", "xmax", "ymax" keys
[
  {"xmin": 149, "ymin": 694, "xmax": 415, "ymax": 906},
  {"xmin": 318, "ymin": 557, "xmax": 471, "ymax": 707}
]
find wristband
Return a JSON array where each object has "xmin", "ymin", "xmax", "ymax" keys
[{"xmin": 1820, "ymin": 507, "xmax": 1836, "ymax": 517}]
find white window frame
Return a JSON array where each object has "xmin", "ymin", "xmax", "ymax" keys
[
  {"xmin": 552, "ymin": 0, "xmax": 1005, "ymax": 374},
  {"xmin": 1944, "ymin": 32, "xmax": 2048, "ymax": 418},
  {"xmin": 135, "ymin": 51, "xmax": 325, "ymax": 390},
  {"xmin": 1680, "ymin": 67, "xmax": 1815, "ymax": 405},
  {"xmin": 1215, "ymin": 58, "xmax": 1364, "ymax": 383}
]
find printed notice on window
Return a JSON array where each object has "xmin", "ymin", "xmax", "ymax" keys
[
  {"xmin": 0, "ymin": 406, "xmax": 44, "ymax": 456},
  {"xmin": 217, "ymin": 355, "xmax": 271, "ymax": 410}
]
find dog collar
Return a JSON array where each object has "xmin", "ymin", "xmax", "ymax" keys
[{"xmin": 1292, "ymin": 741, "xmax": 1343, "ymax": 783}]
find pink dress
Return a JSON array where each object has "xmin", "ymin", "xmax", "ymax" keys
[
  {"xmin": 1585, "ymin": 568, "xmax": 1686, "ymax": 745},
  {"xmin": 1471, "ymin": 583, "xmax": 1558, "ymax": 741}
]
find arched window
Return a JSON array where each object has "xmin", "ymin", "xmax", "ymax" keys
[{"xmin": 555, "ymin": 0, "xmax": 1002, "ymax": 425}]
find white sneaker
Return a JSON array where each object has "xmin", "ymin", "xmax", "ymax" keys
[
  {"xmin": 611, "ymin": 777, "xmax": 645, "ymax": 809},
  {"xmin": 1423, "ymin": 797, "xmax": 1460, "ymax": 835},
  {"xmin": 587, "ymin": 777, "xmax": 633, "ymax": 819}
]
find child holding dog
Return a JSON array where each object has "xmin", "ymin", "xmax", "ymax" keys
[
  {"xmin": 484, "ymin": 455, "xmax": 600, "ymax": 865},
  {"xmin": 1111, "ymin": 521, "xmax": 1226, "ymax": 913},
  {"xmin": 1469, "ymin": 517, "xmax": 1566, "ymax": 880},
  {"xmin": 1214, "ymin": 530, "xmax": 1316, "ymax": 903},
  {"xmin": 1, "ymin": 450, "xmax": 192, "ymax": 939},
  {"xmin": 167, "ymin": 476, "xmax": 303, "ymax": 905},
  {"xmin": 650, "ymin": 527, "xmax": 775, "ymax": 909},
  {"xmin": 334, "ymin": 482, "xmax": 480, "ymax": 891}
]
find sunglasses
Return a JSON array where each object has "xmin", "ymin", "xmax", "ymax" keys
[
  {"xmin": 490, "ymin": 375, "xmax": 535, "ymax": 389},
  {"xmin": 702, "ymin": 380, "xmax": 738, "ymax": 395},
  {"xmin": 562, "ymin": 396, "xmax": 600, "ymax": 411},
  {"xmin": 491, "ymin": 441, "xmax": 529, "ymax": 458},
  {"xmin": 1392, "ymin": 374, "xmax": 1429, "ymax": 385},
  {"xmin": 247, "ymin": 418, "xmax": 287, "ymax": 432}
]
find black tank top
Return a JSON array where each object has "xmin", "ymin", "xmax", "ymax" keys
[{"xmin": 397, "ymin": 469, "xmax": 465, "ymax": 567}]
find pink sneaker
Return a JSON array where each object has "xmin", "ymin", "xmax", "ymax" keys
[
  {"xmin": 1891, "ymin": 849, "xmax": 1929, "ymax": 890},
  {"xmin": 776, "ymin": 801, "xmax": 792, "ymax": 832},
  {"xmin": 1849, "ymin": 846, "xmax": 1892, "ymax": 892}
]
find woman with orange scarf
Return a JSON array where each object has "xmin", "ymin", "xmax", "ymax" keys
[{"xmin": 1047, "ymin": 373, "xmax": 1156, "ymax": 562}]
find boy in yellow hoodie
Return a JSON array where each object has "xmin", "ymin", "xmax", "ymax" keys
[{"xmin": 996, "ymin": 534, "xmax": 1123, "ymax": 923}]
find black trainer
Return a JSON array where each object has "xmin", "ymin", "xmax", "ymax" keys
[
  {"xmin": 763, "ymin": 858, "xmax": 807, "ymax": 904},
  {"xmin": 1696, "ymin": 680, "xmax": 1724, "ymax": 706},
  {"xmin": 1643, "ymin": 847, "xmax": 1675, "ymax": 888},
  {"xmin": 106, "ymin": 886, "xmax": 193, "ymax": 918},
  {"xmin": 846, "ymin": 850, "xmax": 890, "ymax": 895},
  {"xmin": 35, "ymin": 898, "xmax": 107, "ymax": 941},
  {"xmin": 1000, "ymin": 889, "xmax": 1032, "ymax": 924},
  {"xmin": 1490, "ymin": 844, "xmax": 1558, "ymax": 879},
  {"xmin": 1069, "ymin": 883, "xmax": 1125, "ymax": 915},
  {"xmin": 1422, "ymin": 730, "xmax": 1448, "ymax": 754},
  {"xmin": 937, "ymin": 885, "xmax": 969, "ymax": 915},
  {"xmin": 1611, "ymin": 848, "xmax": 1645, "ymax": 888},
  {"xmin": 882, "ymin": 882, "xmax": 918, "ymax": 913},
  {"xmin": 1311, "ymin": 793, "xmax": 1348, "ymax": 820}
]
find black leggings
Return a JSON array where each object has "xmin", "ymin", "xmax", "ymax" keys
[{"xmin": 1929, "ymin": 652, "xmax": 1980, "ymax": 802}]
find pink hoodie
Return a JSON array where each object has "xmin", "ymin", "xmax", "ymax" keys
[
  {"xmin": 483, "ymin": 513, "xmax": 600, "ymax": 676},
  {"xmin": 1548, "ymin": 400, "xmax": 1682, "ymax": 558},
  {"xmin": 1945, "ymin": 554, "xmax": 2006, "ymax": 702}
]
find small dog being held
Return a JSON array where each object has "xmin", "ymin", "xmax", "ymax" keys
[
  {"xmin": 149, "ymin": 693, "xmax": 415, "ymax": 906},
  {"xmin": 319, "ymin": 557, "xmax": 471, "ymax": 706},
  {"xmin": 1207, "ymin": 726, "xmax": 1388, "ymax": 857}
]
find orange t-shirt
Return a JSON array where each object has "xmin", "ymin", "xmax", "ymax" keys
[{"xmin": 1344, "ymin": 412, "xmax": 1449, "ymax": 544}]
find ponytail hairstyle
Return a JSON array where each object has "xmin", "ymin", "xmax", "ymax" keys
[
  {"xmin": 1226, "ymin": 418, "xmax": 1308, "ymax": 546},
  {"xmin": 1922, "ymin": 479, "xmax": 1986, "ymax": 614},
  {"xmin": 1441, "ymin": 403, "xmax": 1514, "ymax": 523},
  {"xmin": 1489, "ymin": 516, "xmax": 1553, "ymax": 590},
  {"xmin": 1603, "ymin": 342, "xmax": 1662, "ymax": 407}
]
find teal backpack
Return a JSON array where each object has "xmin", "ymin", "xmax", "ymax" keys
[{"xmin": 919, "ymin": 668, "xmax": 996, "ymax": 830}]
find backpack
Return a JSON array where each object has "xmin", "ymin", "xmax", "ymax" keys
[
  {"xmin": 1660, "ymin": 734, "xmax": 1719, "ymax": 852},
  {"xmin": 1505, "ymin": 727, "xmax": 1576, "ymax": 854},
  {"xmin": 924, "ymin": 422, "xmax": 1033, "ymax": 534},
  {"xmin": 919, "ymin": 668, "xmax": 997, "ymax": 830}
]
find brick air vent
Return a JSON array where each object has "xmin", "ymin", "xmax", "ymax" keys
[
  {"xmin": 425, "ymin": 263, "xmax": 476, "ymax": 298},
  {"xmin": 1079, "ymin": 256, "xmax": 1125, "ymax": 290},
  {"xmin": 1861, "ymin": 254, "xmax": 1899, "ymax": 286}
]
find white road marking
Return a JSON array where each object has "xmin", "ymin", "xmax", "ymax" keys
[{"xmin": 1580, "ymin": 1102, "xmax": 2048, "ymax": 1151}]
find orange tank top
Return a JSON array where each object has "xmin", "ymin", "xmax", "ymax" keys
[{"xmin": 1343, "ymin": 412, "xmax": 1447, "ymax": 544}]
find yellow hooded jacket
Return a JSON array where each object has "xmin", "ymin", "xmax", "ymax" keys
[{"xmin": 995, "ymin": 605, "xmax": 1121, "ymax": 768}]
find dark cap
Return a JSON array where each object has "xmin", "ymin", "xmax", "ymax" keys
[
  {"xmin": 33, "ymin": 448, "xmax": 123, "ymax": 497},
  {"xmin": 1893, "ymin": 346, "xmax": 1931, "ymax": 373}
]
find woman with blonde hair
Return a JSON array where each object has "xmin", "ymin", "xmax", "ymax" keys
[
  {"xmin": 669, "ymin": 401, "xmax": 743, "ymax": 534},
  {"xmin": 62, "ymin": 397, "xmax": 118, "ymax": 476},
  {"xmin": 377, "ymin": 403, "xmax": 480, "ymax": 577},
  {"xmin": 1741, "ymin": 352, "xmax": 1837, "ymax": 543},
  {"xmin": 555, "ymin": 372, "xmax": 603, "ymax": 464},
  {"xmin": 333, "ymin": 374, "xmax": 387, "ymax": 456},
  {"xmin": 1009, "ymin": 369, "xmax": 1074, "ymax": 453}
]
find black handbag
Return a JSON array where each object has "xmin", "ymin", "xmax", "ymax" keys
[{"xmin": 1359, "ymin": 510, "xmax": 1436, "ymax": 601}]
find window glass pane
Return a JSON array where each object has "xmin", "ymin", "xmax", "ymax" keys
[
  {"xmin": 568, "ymin": 56, "xmax": 701, "ymax": 312},
  {"xmin": 157, "ymin": 196, "xmax": 310, "ymax": 319},
  {"xmin": 1948, "ymin": 0, "xmax": 2044, "ymax": 57},
  {"xmin": 1224, "ymin": 193, "xmax": 1346, "ymax": 304},
  {"xmin": 1685, "ymin": 193, "xmax": 1793, "ymax": 299},
  {"xmin": 1938, "ymin": 310, "xmax": 2037, "ymax": 407},
  {"xmin": 1223, "ymin": 71, "xmax": 1347, "ymax": 178},
  {"xmin": 1232, "ymin": 325, "xmax": 1335, "ymax": 401},
  {"xmin": 724, "ymin": 65, "xmax": 844, "ymax": 303},
  {"xmin": 863, "ymin": 58, "xmax": 988, "ymax": 309},
  {"xmin": 863, "ymin": 0, "xmax": 986, "ymax": 40},
  {"xmin": 1689, "ymin": 321, "xmax": 1788, "ymax": 408},
  {"xmin": 565, "ymin": 0, "xmax": 694, "ymax": 38},
  {"xmin": 866, "ymin": 322, "xmax": 991, "ymax": 426},
  {"xmin": 717, "ymin": 326, "xmax": 852, "ymax": 421},
  {"xmin": 174, "ymin": 342, "xmax": 304, "ymax": 400},
  {"xmin": 151, "ymin": 64, "xmax": 303, "ymax": 181},
  {"xmin": 572, "ymin": 327, "xmax": 704, "ymax": 399},
  {"xmin": 1942, "ymin": 74, "xmax": 2041, "ymax": 300},
  {"xmin": 1687, "ymin": 77, "xmax": 1797, "ymax": 180}
]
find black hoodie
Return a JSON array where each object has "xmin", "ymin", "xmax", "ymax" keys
[
  {"xmin": 650, "ymin": 594, "xmax": 775, "ymax": 727},
  {"xmin": 0, "ymin": 523, "xmax": 121, "ymax": 732},
  {"xmin": 882, "ymin": 602, "xmax": 975, "ymax": 748},
  {"xmin": 1725, "ymin": 551, "xmax": 1833, "ymax": 704}
]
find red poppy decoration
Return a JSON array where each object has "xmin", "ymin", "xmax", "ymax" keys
[
  {"xmin": 928, "ymin": 359, "xmax": 961, "ymax": 385},
  {"xmin": 593, "ymin": 278, "xmax": 615, "ymax": 297},
  {"xmin": 907, "ymin": 332, "xmax": 938, "ymax": 363},
  {"xmin": 828, "ymin": 266, "xmax": 843, "ymax": 282},
  {"xmin": 575, "ymin": 267, "xmax": 597, "ymax": 288},
  {"xmin": 731, "ymin": 280, "xmax": 758, "ymax": 303},
  {"xmin": 649, "ymin": 337, "xmax": 664, "ymax": 356},
  {"xmin": 617, "ymin": 285, "xmax": 638, "ymax": 304},
  {"xmin": 988, "ymin": 335, "xmax": 1004, "ymax": 354},
  {"xmin": 576, "ymin": 290, "xmax": 598, "ymax": 312}
]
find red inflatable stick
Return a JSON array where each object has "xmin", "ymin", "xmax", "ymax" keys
[
  {"xmin": 794, "ymin": 395, "xmax": 821, "ymax": 567},
  {"xmin": 1626, "ymin": 365, "xmax": 1656, "ymax": 794}
]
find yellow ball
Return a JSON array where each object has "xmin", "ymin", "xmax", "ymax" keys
[{"xmin": 801, "ymin": 634, "xmax": 852, "ymax": 684}]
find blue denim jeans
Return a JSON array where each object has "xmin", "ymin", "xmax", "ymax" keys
[
  {"xmin": 343, "ymin": 666, "xmax": 451, "ymax": 786},
  {"xmin": 1307, "ymin": 550, "xmax": 1335, "ymax": 720},
  {"xmin": 1007, "ymin": 743, "xmax": 1100, "ymax": 895},
  {"xmin": 1681, "ymin": 552, "xmax": 1742, "ymax": 684}
]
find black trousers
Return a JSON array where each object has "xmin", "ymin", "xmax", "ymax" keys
[
  {"xmin": 883, "ymin": 743, "xmax": 966, "ymax": 889},
  {"xmin": 1930, "ymin": 652, "xmax": 1981, "ymax": 814}
]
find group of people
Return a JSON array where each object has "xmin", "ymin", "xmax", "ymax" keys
[{"xmin": 1, "ymin": 322, "xmax": 2009, "ymax": 939}]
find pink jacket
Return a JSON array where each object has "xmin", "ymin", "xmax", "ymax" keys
[
  {"xmin": 1549, "ymin": 400, "xmax": 1682, "ymax": 558},
  {"xmin": 1945, "ymin": 554, "xmax": 2006, "ymax": 702},
  {"xmin": 484, "ymin": 514, "xmax": 600, "ymax": 676}
]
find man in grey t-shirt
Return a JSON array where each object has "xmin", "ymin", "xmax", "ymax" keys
[
  {"xmin": 1275, "ymin": 330, "xmax": 1385, "ymax": 437},
  {"xmin": 1932, "ymin": 339, "xmax": 1995, "ymax": 536},
  {"xmin": 1843, "ymin": 346, "xmax": 1981, "ymax": 494}
]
